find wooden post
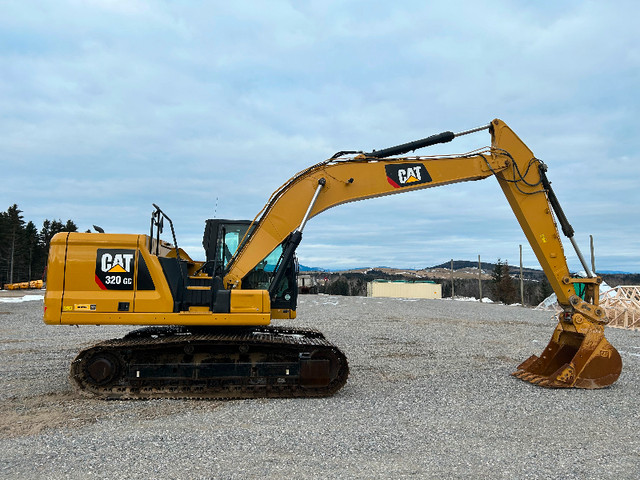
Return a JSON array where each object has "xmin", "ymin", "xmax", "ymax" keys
[
  {"xmin": 520, "ymin": 245, "xmax": 524, "ymax": 306},
  {"xmin": 450, "ymin": 259, "xmax": 454, "ymax": 298},
  {"xmin": 478, "ymin": 255, "xmax": 482, "ymax": 300}
]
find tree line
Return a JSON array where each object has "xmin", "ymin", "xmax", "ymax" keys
[{"xmin": 0, "ymin": 204, "xmax": 78, "ymax": 286}]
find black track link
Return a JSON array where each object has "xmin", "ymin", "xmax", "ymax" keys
[{"xmin": 70, "ymin": 325, "xmax": 348, "ymax": 400}]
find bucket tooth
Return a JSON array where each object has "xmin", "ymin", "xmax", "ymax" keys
[
  {"xmin": 520, "ymin": 373, "xmax": 536, "ymax": 382},
  {"xmin": 528, "ymin": 375, "xmax": 545, "ymax": 385}
]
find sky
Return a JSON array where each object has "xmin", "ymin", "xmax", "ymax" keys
[{"xmin": 1, "ymin": 1, "xmax": 639, "ymax": 272}]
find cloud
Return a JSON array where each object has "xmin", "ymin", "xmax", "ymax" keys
[{"xmin": 1, "ymin": 1, "xmax": 639, "ymax": 272}]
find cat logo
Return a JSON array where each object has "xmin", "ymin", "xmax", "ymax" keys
[
  {"xmin": 385, "ymin": 163, "xmax": 432, "ymax": 188},
  {"xmin": 95, "ymin": 248, "xmax": 135, "ymax": 291},
  {"xmin": 100, "ymin": 252, "xmax": 134, "ymax": 273}
]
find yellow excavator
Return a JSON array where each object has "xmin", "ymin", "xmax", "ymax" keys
[{"xmin": 43, "ymin": 119, "xmax": 622, "ymax": 399}]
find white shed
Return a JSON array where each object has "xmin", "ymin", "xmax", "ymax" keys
[{"xmin": 366, "ymin": 280, "xmax": 441, "ymax": 299}]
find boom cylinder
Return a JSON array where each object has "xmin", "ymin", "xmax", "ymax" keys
[
  {"xmin": 364, "ymin": 123, "xmax": 490, "ymax": 158},
  {"xmin": 365, "ymin": 131, "xmax": 455, "ymax": 158}
]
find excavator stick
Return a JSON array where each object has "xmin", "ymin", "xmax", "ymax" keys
[{"xmin": 512, "ymin": 314, "xmax": 622, "ymax": 388}]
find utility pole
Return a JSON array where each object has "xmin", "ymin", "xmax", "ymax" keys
[
  {"xmin": 590, "ymin": 235, "xmax": 596, "ymax": 273},
  {"xmin": 519, "ymin": 244, "xmax": 524, "ymax": 306},
  {"xmin": 478, "ymin": 254, "xmax": 482, "ymax": 300},
  {"xmin": 450, "ymin": 259, "xmax": 454, "ymax": 298}
]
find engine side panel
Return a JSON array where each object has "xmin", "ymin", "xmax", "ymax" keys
[{"xmin": 44, "ymin": 232, "xmax": 271, "ymax": 326}]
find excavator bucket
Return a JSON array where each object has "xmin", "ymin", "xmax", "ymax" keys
[{"xmin": 512, "ymin": 316, "xmax": 622, "ymax": 389}]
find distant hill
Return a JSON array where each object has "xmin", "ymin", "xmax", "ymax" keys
[
  {"xmin": 431, "ymin": 260, "xmax": 493, "ymax": 270},
  {"xmin": 299, "ymin": 265, "xmax": 326, "ymax": 272},
  {"xmin": 599, "ymin": 272, "xmax": 640, "ymax": 287},
  {"xmin": 402, "ymin": 260, "xmax": 640, "ymax": 286},
  {"xmin": 431, "ymin": 260, "xmax": 543, "ymax": 276},
  {"xmin": 311, "ymin": 260, "xmax": 640, "ymax": 288}
]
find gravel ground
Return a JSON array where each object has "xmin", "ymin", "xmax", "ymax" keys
[{"xmin": 0, "ymin": 294, "xmax": 638, "ymax": 479}]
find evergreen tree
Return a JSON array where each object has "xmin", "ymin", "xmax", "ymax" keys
[
  {"xmin": 38, "ymin": 218, "xmax": 78, "ymax": 281},
  {"xmin": 0, "ymin": 210, "xmax": 8, "ymax": 283},
  {"xmin": 5, "ymin": 205, "xmax": 25, "ymax": 284},
  {"xmin": 325, "ymin": 277, "xmax": 350, "ymax": 296},
  {"xmin": 491, "ymin": 259, "xmax": 517, "ymax": 304},
  {"xmin": 64, "ymin": 219, "xmax": 78, "ymax": 232},
  {"xmin": 23, "ymin": 221, "xmax": 39, "ymax": 281},
  {"xmin": 0, "ymin": 205, "xmax": 80, "ymax": 285},
  {"xmin": 40, "ymin": 218, "xmax": 77, "ymax": 251}
]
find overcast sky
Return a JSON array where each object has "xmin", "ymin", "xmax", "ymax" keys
[{"xmin": 2, "ymin": 1, "xmax": 639, "ymax": 272}]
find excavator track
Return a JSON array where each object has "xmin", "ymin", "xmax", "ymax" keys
[{"xmin": 70, "ymin": 326, "xmax": 349, "ymax": 400}]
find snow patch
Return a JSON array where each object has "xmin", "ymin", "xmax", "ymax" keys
[
  {"xmin": 444, "ymin": 296, "xmax": 494, "ymax": 304},
  {"xmin": 0, "ymin": 294, "xmax": 44, "ymax": 303}
]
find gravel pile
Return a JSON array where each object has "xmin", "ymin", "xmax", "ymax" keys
[{"xmin": 0, "ymin": 295, "xmax": 638, "ymax": 479}]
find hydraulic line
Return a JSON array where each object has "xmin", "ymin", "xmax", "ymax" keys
[{"xmin": 538, "ymin": 164, "xmax": 594, "ymax": 277}]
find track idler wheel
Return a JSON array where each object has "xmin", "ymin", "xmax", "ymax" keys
[
  {"xmin": 299, "ymin": 349, "xmax": 342, "ymax": 388},
  {"xmin": 512, "ymin": 314, "xmax": 622, "ymax": 389},
  {"xmin": 78, "ymin": 351, "xmax": 123, "ymax": 387}
]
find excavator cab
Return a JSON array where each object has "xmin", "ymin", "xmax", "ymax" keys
[
  {"xmin": 202, "ymin": 219, "xmax": 298, "ymax": 316},
  {"xmin": 202, "ymin": 219, "xmax": 255, "ymax": 277}
]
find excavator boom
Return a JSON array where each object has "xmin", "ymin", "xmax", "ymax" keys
[{"xmin": 222, "ymin": 118, "xmax": 621, "ymax": 388}]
